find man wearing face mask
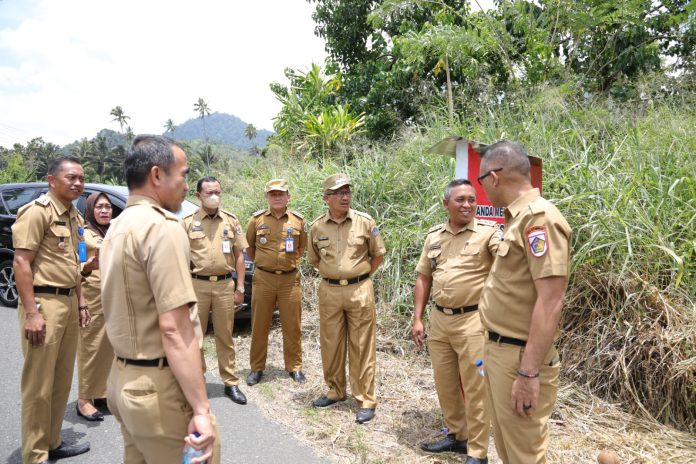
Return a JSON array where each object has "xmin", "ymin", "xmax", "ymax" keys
[{"xmin": 183, "ymin": 176, "xmax": 249, "ymax": 405}]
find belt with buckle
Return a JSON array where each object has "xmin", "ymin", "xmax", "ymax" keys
[
  {"xmin": 488, "ymin": 331, "xmax": 527, "ymax": 347},
  {"xmin": 117, "ymin": 357, "xmax": 169, "ymax": 368},
  {"xmin": 33, "ymin": 286, "xmax": 75, "ymax": 296},
  {"xmin": 257, "ymin": 267, "xmax": 297, "ymax": 275},
  {"xmin": 323, "ymin": 273, "xmax": 370, "ymax": 286},
  {"xmin": 191, "ymin": 273, "xmax": 233, "ymax": 282},
  {"xmin": 435, "ymin": 303, "xmax": 478, "ymax": 315}
]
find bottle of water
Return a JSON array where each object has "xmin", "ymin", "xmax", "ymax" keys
[
  {"xmin": 475, "ymin": 359, "xmax": 485, "ymax": 377},
  {"xmin": 182, "ymin": 432, "xmax": 204, "ymax": 464}
]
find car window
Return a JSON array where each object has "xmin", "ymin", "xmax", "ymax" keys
[{"xmin": 2, "ymin": 188, "xmax": 43, "ymax": 214}]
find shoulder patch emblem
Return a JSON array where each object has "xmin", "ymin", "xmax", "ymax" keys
[
  {"xmin": 526, "ymin": 225, "xmax": 548, "ymax": 257},
  {"xmin": 235, "ymin": 225, "xmax": 242, "ymax": 234},
  {"xmin": 253, "ymin": 209, "xmax": 266, "ymax": 217},
  {"xmin": 372, "ymin": 226, "xmax": 380, "ymax": 236}
]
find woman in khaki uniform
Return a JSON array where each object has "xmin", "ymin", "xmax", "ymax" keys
[{"xmin": 76, "ymin": 192, "xmax": 114, "ymax": 421}]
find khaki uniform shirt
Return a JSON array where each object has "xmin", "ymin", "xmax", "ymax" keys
[
  {"xmin": 415, "ymin": 218, "xmax": 501, "ymax": 308},
  {"xmin": 308, "ymin": 209, "xmax": 386, "ymax": 279},
  {"xmin": 480, "ymin": 189, "xmax": 572, "ymax": 341},
  {"xmin": 101, "ymin": 195, "xmax": 202, "ymax": 359},
  {"xmin": 81, "ymin": 227, "xmax": 103, "ymax": 287},
  {"xmin": 183, "ymin": 208, "xmax": 248, "ymax": 276},
  {"xmin": 12, "ymin": 191, "xmax": 83, "ymax": 288},
  {"xmin": 245, "ymin": 209, "xmax": 307, "ymax": 271}
]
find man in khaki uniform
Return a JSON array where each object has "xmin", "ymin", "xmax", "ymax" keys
[
  {"xmin": 183, "ymin": 176, "xmax": 248, "ymax": 405},
  {"xmin": 13, "ymin": 156, "xmax": 91, "ymax": 463},
  {"xmin": 245, "ymin": 179, "xmax": 307, "ymax": 386},
  {"xmin": 308, "ymin": 173, "xmax": 386, "ymax": 424},
  {"xmin": 412, "ymin": 179, "xmax": 500, "ymax": 464},
  {"xmin": 101, "ymin": 135, "xmax": 219, "ymax": 463},
  {"xmin": 477, "ymin": 141, "xmax": 572, "ymax": 464}
]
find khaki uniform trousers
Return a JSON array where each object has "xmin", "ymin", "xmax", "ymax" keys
[
  {"xmin": 318, "ymin": 278, "xmax": 377, "ymax": 409},
  {"xmin": 107, "ymin": 360, "xmax": 221, "ymax": 464},
  {"xmin": 428, "ymin": 309, "xmax": 490, "ymax": 458},
  {"xmin": 193, "ymin": 278, "xmax": 238, "ymax": 386},
  {"xmin": 484, "ymin": 340, "xmax": 560, "ymax": 464},
  {"xmin": 250, "ymin": 269, "xmax": 302, "ymax": 372},
  {"xmin": 18, "ymin": 294, "xmax": 78, "ymax": 464},
  {"xmin": 78, "ymin": 294, "xmax": 113, "ymax": 399}
]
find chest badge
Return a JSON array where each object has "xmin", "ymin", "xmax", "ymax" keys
[{"xmin": 260, "ymin": 237, "xmax": 268, "ymax": 245}]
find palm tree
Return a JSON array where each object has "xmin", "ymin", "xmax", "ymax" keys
[
  {"xmin": 193, "ymin": 98, "xmax": 212, "ymax": 170},
  {"xmin": 110, "ymin": 106, "xmax": 131, "ymax": 133},
  {"xmin": 71, "ymin": 138, "xmax": 92, "ymax": 161},
  {"xmin": 244, "ymin": 123, "xmax": 258, "ymax": 154},
  {"xmin": 84, "ymin": 136, "xmax": 113, "ymax": 183},
  {"xmin": 164, "ymin": 118, "xmax": 177, "ymax": 135},
  {"xmin": 125, "ymin": 126, "xmax": 135, "ymax": 141}
]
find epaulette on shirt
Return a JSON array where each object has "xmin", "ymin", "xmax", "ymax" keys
[
  {"xmin": 34, "ymin": 195, "xmax": 50, "ymax": 207},
  {"xmin": 477, "ymin": 219, "xmax": 498, "ymax": 227},
  {"xmin": 354, "ymin": 210, "xmax": 373, "ymax": 220},
  {"xmin": 310, "ymin": 213, "xmax": 327, "ymax": 227},
  {"xmin": 427, "ymin": 224, "xmax": 444, "ymax": 235},
  {"xmin": 221, "ymin": 209, "xmax": 238, "ymax": 220},
  {"xmin": 252, "ymin": 209, "xmax": 267, "ymax": 217},
  {"xmin": 152, "ymin": 204, "xmax": 179, "ymax": 221},
  {"xmin": 182, "ymin": 211, "xmax": 195, "ymax": 221},
  {"xmin": 290, "ymin": 210, "xmax": 304, "ymax": 220},
  {"xmin": 528, "ymin": 197, "xmax": 545, "ymax": 216}
]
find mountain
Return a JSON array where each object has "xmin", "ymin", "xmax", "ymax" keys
[{"xmin": 164, "ymin": 112, "xmax": 273, "ymax": 149}]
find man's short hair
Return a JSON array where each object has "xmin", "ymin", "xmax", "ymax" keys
[
  {"xmin": 47, "ymin": 156, "xmax": 81, "ymax": 176},
  {"xmin": 480, "ymin": 140, "xmax": 531, "ymax": 177},
  {"xmin": 444, "ymin": 179, "xmax": 473, "ymax": 200},
  {"xmin": 124, "ymin": 135, "xmax": 179, "ymax": 189},
  {"xmin": 196, "ymin": 176, "xmax": 219, "ymax": 192}
]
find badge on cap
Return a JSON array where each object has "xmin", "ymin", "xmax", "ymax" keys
[
  {"xmin": 526, "ymin": 225, "xmax": 548, "ymax": 257},
  {"xmin": 372, "ymin": 226, "xmax": 380, "ymax": 236},
  {"xmin": 260, "ymin": 237, "xmax": 268, "ymax": 245}
]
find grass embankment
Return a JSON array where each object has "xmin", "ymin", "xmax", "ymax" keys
[{"xmin": 212, "ymin": 85, "xmax": 695, "ymax": 462}]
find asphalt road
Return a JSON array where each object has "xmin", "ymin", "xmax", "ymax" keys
[{"xmin": 0, "ymin": 307, "xmax": 325, "ymax": 464}]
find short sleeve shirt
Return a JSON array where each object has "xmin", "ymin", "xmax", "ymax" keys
[
  {"xmin": 480, "ymin": 189, "xmax": 572, "ymax": 340},
  {"xmin": 101, "ymin": 195, "xmax": 202, "ymax": 359},
  {"xmin": 80, "ymin": 227, "xmax": 103, "ymax": 297},
  {"xmin": 12, "ymin": 191, "xmax": 83, "ymax": 288},
  {"xmin": 245, "ymin": 209, "xmax": 307, "ymax": 271},
  {"xmin": 308, "ymin": 209, "xmax": 386, "ymax": 280},
  {"xmin": 415, "ymin": 218, "xmax": 500, "ymax": 308},
  {"xmin": 183, "ymin": 208, "xmax": 248, "ymax": 275}
]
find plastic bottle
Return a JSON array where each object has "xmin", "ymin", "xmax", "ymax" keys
[
  {"xmin": 475, "ymin": 358, "xmax": 485, "ymax": 377},
  {"xmin": 182, "ymin": 432, "xmax": 204, "ymax": 464}
]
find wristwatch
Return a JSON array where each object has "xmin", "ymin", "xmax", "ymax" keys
[{"xmin": 235, "ymin": 287, "xmax": 245, "ymax": 294}]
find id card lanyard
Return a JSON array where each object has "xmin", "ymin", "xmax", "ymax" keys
[
  {"xmin": 77, "ymin": 227, "xmax": 87, "ymax": 262},
  {"xmin": 222, "ymin": 229, "xmax": 231, "ymax": 254},
  {"xmin": 285, "ymin": 227, "xmax": 295, "ymax": 253}
]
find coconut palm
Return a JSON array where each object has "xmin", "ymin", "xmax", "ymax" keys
[
  {"xmin": 164, "ymin": 118, "xmax": 177, "ymax": 135},
  {"xmin": 244, "ymin": 123, "xmax": 258, "ymax": 154},
  {"xmin": 110, "ymin": 106, "xmax": 130, "ymax": 133},
  {"xmin": 193, "ymin": 98, "xmax": 212, "ymax": 170}
]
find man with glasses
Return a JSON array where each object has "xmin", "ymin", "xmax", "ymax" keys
[
  {"xmin": 477, "ymin": 141, "xmax": 571, "ymax": 463},
  {"xmin": 308, "ymin": 173, "xmax": 385, "ymax": 424},
  {"xmin": 183, "ymin": 176, "xmax": 249, "ymax": 405},
  {"xmin": 413, "ymin": 179, "xmax": 500, "ymax": 464}
]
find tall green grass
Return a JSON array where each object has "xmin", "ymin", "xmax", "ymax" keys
[{"xmin": 213, "ymin": 83, "xmax": 695, "ymax": 431}]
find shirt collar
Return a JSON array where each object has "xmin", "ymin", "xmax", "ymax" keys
[
  {"xmin": 47, "ymin": 191, "xmax": 72, "ymax": 216},
  {"xmin": 325, "ymin": 208, "xmax": 354, "ymax": 224},
  {"xmin": 443, "ymin": 217, "xmax": 477, "ymax": 235},
  {"xmin": 505, "ymin": 188, "xmax": 540, "ymax": 220}
]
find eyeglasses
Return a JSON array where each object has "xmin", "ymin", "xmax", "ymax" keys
[
  {"xmin": 95, "ymin": 205, "xmax": 112, "ymax": 211},
  {"xmin": 326, "ymin": 190, "xmax": 352, "ymax": 198},
  {"xmin": 477, "ymin": 168, "xmax": 503, "ymax": 185}
]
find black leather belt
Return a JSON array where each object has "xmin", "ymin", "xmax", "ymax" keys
[
  {"xmin": 435, "ymin": 303, "xmax": 478, "ymax": 315},
  {"xmin": 488, "ymin": 331, "xmax": 527, "ymax": 347},
  {"xmin": 117, "ymin": 357, "xmax": 169, "ymax": 367},
  {"xmin": 257, "ymin": 267, "xmax": 297, "ymax": 275},
  {"xmin": 33, "ymin": 286, "xmax": 75, "ymax": 296},
  {"xmin": 191, "ymin": 273, "xmax": 232, "ymax": 282},
  {"xmin": 323, "ymin": 273, "xmax": 370, "ymax": 286}
]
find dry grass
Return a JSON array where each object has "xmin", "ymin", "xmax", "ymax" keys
[{"xmin": 204, "ymin": 273, "xmax": 696, "ymax": 464}]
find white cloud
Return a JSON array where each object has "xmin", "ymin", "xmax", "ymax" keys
[{"xmin": 0, "ymin": 0, "xmax": 327, "ymax": 146}]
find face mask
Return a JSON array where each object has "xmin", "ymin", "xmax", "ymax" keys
[{"xmin": 202, "ymin": 194, "xmax": 220, "ymax": 210}]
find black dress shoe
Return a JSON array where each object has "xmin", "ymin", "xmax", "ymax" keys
[
  {"xmin": 288, "ymin": 370, "xmax": 306, "ymax": 383},
  {"xmin": 92, "ymin": 397, "xmax": 108, "ymax": 408},
  {"xmin": 465, "ymin": 457, "xmax": 488, "ymax": 464},
  {"xmin": 420, "ymin": 434, "xmax": 468, "ymax": 454},
  {"xmin": 355, "ymin": 408, "xmax": 375, "ymax": 424},
  {"xmin": 246, "ymin": 370, "xmax": 263, "ymax": 386},
  {"xmin": 76, "ymin": 403, "xmax": 104, "ymax": 422},
  {"xmin": 312, "ymin": 396, "xmax": 341, "ymax": 408},
  {"xmin": 48, "ymin": 441, "xmax": 90, "ymax": 459},
  {"xmin": 224, "ymin": 385, "xmax": 247, "ymax": 405}
]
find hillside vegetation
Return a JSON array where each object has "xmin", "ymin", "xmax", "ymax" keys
[{"xmin": 219, "ymin": 82, "xmax": 695, "ymax": 433}]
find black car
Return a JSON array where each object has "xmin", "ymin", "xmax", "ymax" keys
[{"xmin": 0, "ymin": 183, "xmax": 253, "ymax": 318}]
